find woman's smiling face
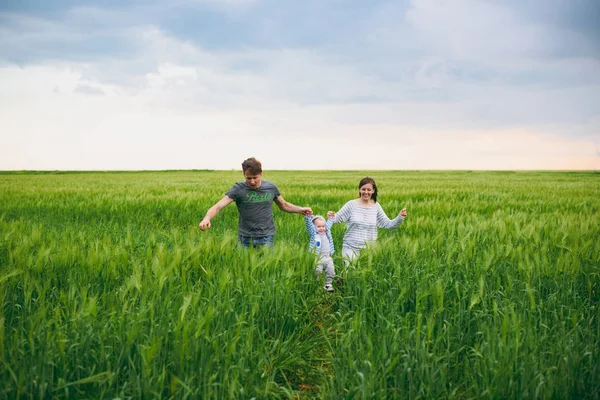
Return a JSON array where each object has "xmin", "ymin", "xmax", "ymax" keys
[{"xmin": 359, "ymin": 183, "xmax": 374, "ymax": 201}]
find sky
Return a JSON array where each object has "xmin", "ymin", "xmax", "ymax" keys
[{"xmin": 1, "ymin": 0, "xmax": 599, "ymax": 170}]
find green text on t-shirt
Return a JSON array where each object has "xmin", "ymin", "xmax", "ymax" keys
[{"xmin": 243, "ymin": 192, "xmax": 273, "ymax": 203}]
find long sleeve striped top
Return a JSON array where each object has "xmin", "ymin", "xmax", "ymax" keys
[{"xmin": 332, "ymin": 199, "xmax": 405, "ymax": 251}]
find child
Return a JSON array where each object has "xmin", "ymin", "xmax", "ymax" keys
[{"xmin": 305, "ymin": 214, "xmax": 336, "ymax": 292}]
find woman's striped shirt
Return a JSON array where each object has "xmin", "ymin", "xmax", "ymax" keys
[{"xmin": 332, "ymin": 199, "xmax": 405, "ymax": 251}]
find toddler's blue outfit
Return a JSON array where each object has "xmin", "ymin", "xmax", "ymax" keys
[{"xmin": 305, "ymin": 215, "xmax": 336, "ymax": 290}]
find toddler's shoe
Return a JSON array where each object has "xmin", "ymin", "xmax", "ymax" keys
[{"xmin": 324, "ymin": 284, "xmax": 334, "ymax": 292}]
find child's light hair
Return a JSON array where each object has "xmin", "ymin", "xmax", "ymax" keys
[{"xmin": 312, "ymin": 216, "xmax": 326, "ymax": 225}]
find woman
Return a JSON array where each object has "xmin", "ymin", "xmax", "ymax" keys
[{"xmin": 328, "ymin": 177, "xmax": 407, "ymax": 267}]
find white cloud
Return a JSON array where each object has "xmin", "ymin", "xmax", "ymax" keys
[
  {"xmin": 192, "ymin": 0, "xmax": 259, "ymax": 5},
  {"xmin": 405, "ymin": 0, "xmax": 547, "ymax": 64},
  {"xmin": 0, "ymin": 4, "xmax": 599, "ymax": 170},
  {"xmin": 1, "ymin": 59, "xmax": 598, "ymax": 170}
]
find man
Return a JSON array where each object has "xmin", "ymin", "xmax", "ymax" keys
[{"xmin": 198, "ymin": 157, "xmax": 312, "ymax": 248}]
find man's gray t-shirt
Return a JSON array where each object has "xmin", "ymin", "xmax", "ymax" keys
[{"xmin": 225, "ymin": 181, "xmax": 281, "ymax": 237}]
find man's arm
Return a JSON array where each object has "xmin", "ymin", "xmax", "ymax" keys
[
  {"xmin": 198, "ymin": 196, "xmax": 234, "ymax": 231},
  {"xmin": 275, "ymin": 195, "xmax": 312, "ymax": 216}
]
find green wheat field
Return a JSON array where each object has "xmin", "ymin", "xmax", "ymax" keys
[{"xmin": 1, "ymin": 170, "xmax": 599, "ymax": 399}]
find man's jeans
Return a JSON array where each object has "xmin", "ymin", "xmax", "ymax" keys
[{"xmin": 238, "ymin": 235, "xmax": 274, "ymax": 249}]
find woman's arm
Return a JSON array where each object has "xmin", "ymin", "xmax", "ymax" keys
[{"xmin": 376, "ymin": 203, "xmax": 406, "ymax": 229}]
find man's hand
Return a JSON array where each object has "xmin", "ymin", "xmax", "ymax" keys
[
  {"xmin": 199, "ymin": 219, "xmax": 211, "ymax": 231},
  {"xmin": 327, "ymin": 211, "xmax": 335, "ymax": 219},
  {"xmin": 300, "ymin": 207, "xmax": 313, "ymax": 216}
]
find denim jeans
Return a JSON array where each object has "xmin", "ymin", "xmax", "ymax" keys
[{"xmin": 238, "ymin": 235, "xmax": 274, "ymax": 249}]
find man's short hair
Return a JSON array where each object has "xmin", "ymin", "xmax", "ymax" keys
[{"xmin": 242, "ymin": 157, "xmax": 262, "ymax": 175}]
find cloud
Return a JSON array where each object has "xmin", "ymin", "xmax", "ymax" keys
[
  {"xmin": 405, "ymin": 0, "xmax": 599, "ymax": 62},
  {"xmin": 74, "ymin": 83, "xmax": 105, "ymax": 95},
  {"xmin": 0, "ymin": 1, "xmax": 599, "ymax": 170},
  {"xmin": 1, "ymin": 60, "xmax": 598, "ymax": 171},
  {"xmin": 405, "ymin": 0, "xmax": 540, "ymax": 63},
  {"xmin": 184, "ymin": 0, "xmax": 260, "ymax": 7}
]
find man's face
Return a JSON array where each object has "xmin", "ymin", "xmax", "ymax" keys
[{"xmin": 244, "ymin": 171, "xmax": 262, "ymax": 189}]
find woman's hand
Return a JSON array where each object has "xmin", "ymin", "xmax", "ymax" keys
[{"xmin": 400, "ymin": 208, "xmax": 407, "ymax": 218}]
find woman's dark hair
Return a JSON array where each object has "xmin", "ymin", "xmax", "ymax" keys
[
  {"xmin": 358, "ymin": 176, "xmax": 378, "ymax": 203},
  {"xmin": 242, "ymin": 157, "xmax": 262, "ymax": 175}
]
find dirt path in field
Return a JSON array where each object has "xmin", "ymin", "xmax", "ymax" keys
[{"xmin": 293, "ymin": 292, "xmax": 340, "ymax": 398}]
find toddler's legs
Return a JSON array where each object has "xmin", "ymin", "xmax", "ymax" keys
[
  {"xmin": 314, "ymin": 264, "xmax": 324, "ymax": 280},
  {"xmin": 324, "ymin": 260, "xmax": 335, "ymax": 285}
]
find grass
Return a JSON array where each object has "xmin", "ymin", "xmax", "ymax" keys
[{"xmin": 0, "ymin": 170, "xmax": 599, "ymax": 399}]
